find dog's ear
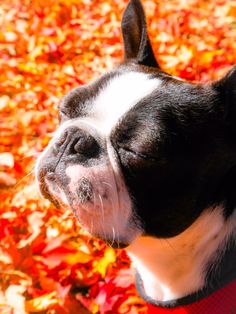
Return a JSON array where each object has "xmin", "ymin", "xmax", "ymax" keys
[
  {"xmin": 213, "ymin": 66, "xmax": 236, "ymax": 125},
  {"xmin": 121, "ymin": 0, "xmax": 159, "ymax": 68}
]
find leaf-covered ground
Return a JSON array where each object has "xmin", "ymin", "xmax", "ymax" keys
[{"xmin": 0, "ymin": 0, "xmax": 235, "ymax": 313}]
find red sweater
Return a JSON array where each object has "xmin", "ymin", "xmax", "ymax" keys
[{"xmin": 147, "ymin": 279, "xmax": 236, "ymax": 314}]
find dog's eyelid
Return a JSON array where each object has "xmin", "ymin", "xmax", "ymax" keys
[{"xmin": 118, "ymin": 146, "xmax": 157, "ymax": 162}]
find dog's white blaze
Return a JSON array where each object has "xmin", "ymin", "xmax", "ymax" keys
[
  {"xmin": 45, "ymin": 71, "xmax": 161, "ymax": 148},
  {"xmin": 127, "ymin": 207, "xmax": 236, "ymax": 302},
  {"xmin": 88, "ymin": 72, "xmax": 161, "ymax": 135}
]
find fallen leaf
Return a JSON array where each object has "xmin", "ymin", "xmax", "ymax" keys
[{"xmin": 25, "ymin": 291, "xmax": 58, "ymax": 313}]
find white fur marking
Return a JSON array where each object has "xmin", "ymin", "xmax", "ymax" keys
[
  {"xmin": 127, "ymin": 207, "xmax": 236, "ymax": 302},
  {"xmin": 40, "ymin": 72, "xmax": 162, "ymax": 150},
  {"xmin": 88, "ymin": 72, "xmax": 161, "ymax": 135}
]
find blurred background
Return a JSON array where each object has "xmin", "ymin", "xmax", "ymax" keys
[{"xmin": 0, "ymin": 0, "xmax": 235, "ymax": 313}]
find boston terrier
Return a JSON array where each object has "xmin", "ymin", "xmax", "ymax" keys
[{"xmin": 36, "ymin": 0, "xmax": 236, "ymax": 311}]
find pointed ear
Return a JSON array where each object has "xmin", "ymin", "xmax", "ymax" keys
[
  {"xmin": 213, "ymin": 66, "xmax": 236, "ymax": 123},
  {"xmin": 121, "ymin": 0, "xmax": 159, "ymax": 68}
]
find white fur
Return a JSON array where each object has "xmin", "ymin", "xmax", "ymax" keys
[
  {"xmin": 85, "ymin": 71, "xmax": 161, "ymax": 135},
  {"xmin": 127, "ymin": 207, "xmax": 236, "ymax": 302}
]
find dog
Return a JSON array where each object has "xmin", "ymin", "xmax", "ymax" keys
[{"xmin": 36, "ymin": 0, "xmax": 236, "ymax": 311}]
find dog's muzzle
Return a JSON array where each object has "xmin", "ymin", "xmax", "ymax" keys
[{"xmin": 36, "ymin": 122, "xmax": 142, "ymax": 246}]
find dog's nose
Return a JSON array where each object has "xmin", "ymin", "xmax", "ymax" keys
[
  {"xmin": 72, "ymin": 133, "xmax": 99, "ymax": 158},
  {"xmin": 54, "ymin": 127, "xmax": 100, "ymax": 159}
]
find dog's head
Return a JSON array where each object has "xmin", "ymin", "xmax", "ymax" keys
[{"xmin": 36, "ymin": 0, "xmax": 236, "ymax": 247}]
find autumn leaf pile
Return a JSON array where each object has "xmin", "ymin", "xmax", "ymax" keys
[{"xmin": 0, "ymin": 0, "xmax": 235, "ymax": 313}]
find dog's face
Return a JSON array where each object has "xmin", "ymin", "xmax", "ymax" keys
[{"xmin": 36, "ymin": 0, "xmax": 236, "ymax": 247}]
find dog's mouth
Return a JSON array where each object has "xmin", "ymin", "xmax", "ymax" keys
[
  {"xmin": 36, "ymin": 153, "xmax": 142, "ymax": 247},
  {"xmin": 37, "ymin": 173, "xmax": 130, "ymax": 251}
]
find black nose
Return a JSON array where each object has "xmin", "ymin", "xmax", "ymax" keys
[
  {"xmin": 54, "ymin": 127, "xmax": 100, "ymax": 159},
  {"xmin": 73, "ymin": 133, "xmax": 99, "ymax": 158}
]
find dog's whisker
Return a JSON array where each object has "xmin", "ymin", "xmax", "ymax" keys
[
  {"xmin": 111, "ymin": 227, "xmax": 116, "ymax": 247},
  {"xmin": 101, "ymin": 181, "xmax": 113, "ymax": 189},
  {"xmin": 102, "ymin": 182, "xmax": 119, "ymax": 247},
  {"xmin": 98, "ymin": 193, "xmax": 108, "ymax": 243},
  {"xmin": 98, "ymin": 193, "xmax": 105, "ymax": 224},
  {"xmin": 109, "ymin": 195, "xmax": 118, "ymax": 247},
  {"xmin": 19, "ymin": 152, "xmax": 42, "ymax": 161},
  {"xmin": 89, "ymin": 191, "xmax": 97, "ymax": 239},
  {"xmin": 13, "ymin": 169, "xmax": 35, "ymax": 189}
]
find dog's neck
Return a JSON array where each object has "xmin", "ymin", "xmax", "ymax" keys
[{"xmin": 127, "ymin": 206, "xmax": 236, "ymax": 305}]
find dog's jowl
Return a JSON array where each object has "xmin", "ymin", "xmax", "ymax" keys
[{"xmin": 36, "ymin": 0, "xmax": 236, "ymax": 311}]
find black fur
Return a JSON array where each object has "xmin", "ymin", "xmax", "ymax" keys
[{"xmin": 111, "ymin": 67, "xmax": 236, "ymax": 237}]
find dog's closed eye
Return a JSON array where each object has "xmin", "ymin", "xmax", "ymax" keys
[{"xmin": 118, "ymin": 146, "xmax": 157, "ymax": 162}]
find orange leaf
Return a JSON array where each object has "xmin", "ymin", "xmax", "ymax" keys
[
  {"xmin": 25, "ymin": 292, "xmax": 58, "ymax": 313},
  {"xmin": 65, "ymin": 251, "xmax": 93, "ymax": 265},
  {"xmin": 94, "ymin": 247, "xmax": 116, "ymax": 278}
]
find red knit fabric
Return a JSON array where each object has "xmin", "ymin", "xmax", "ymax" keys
[{"xmin": 147, "ymin": 279, "xmax": 236, "ymax": 314}]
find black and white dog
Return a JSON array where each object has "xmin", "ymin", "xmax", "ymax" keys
[{"xmin": 36, "ymin": 0, "xmax": 236, "ymax": 309}]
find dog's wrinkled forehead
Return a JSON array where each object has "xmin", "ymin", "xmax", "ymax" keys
[{"xmin": 59, "ymin": 70, "xmax": 161, "ymax": 136}]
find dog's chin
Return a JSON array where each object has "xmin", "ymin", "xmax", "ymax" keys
[{"xmin": 39, "ymin": 181, "xmax": 137, "ymax": 249}]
